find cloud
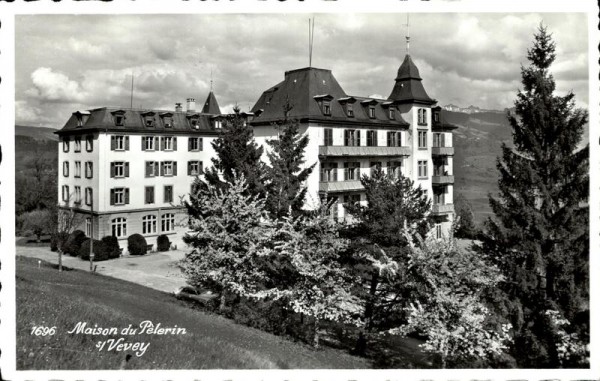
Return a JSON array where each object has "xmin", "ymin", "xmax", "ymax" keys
[{"xmin": 25, "ymin": 67, "xmax": 84, "ymax": 103}]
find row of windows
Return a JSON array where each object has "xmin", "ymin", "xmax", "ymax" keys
[
  {"xmin": 63, "ymin": 161, "xmax": 93, "ymax": 178},
  {"xmin": 320, "ymin": 161, "xmax": 403, "ymax": 182},
  {"xmin": 144, "ymin": 161, "xmax": 203, "ymax": 177},
  {"xmin": 109, "ymin": 136, "xmax": 204, "ymax": 152},
  {"xmin": 109, "ymin": 111, "xmax": 222, "ymax": 130},
  {"xmin": 323, "ymin": 128, "xmax": 444, "ymax": 149},
  {"xmin": 318, "ymin": 99, "xmax": 407, "ymax": 120},
  {"xmin": 62, "ymin": 185, "xmax": 92, "ymax": 205},
  {"xmin": 108, "ymin": 185, "xmax": 175, "ymax": 206},
  {"xmin": 108, "ymin": 214, "xmax": 176, "ymax": 238},
  {"xmin": 63, "ymin": 135, "xmax": 94, "ymax": 153},
  {"xmin": 324, "ymin": 129, "xmax": 406, "ymax": 147}
]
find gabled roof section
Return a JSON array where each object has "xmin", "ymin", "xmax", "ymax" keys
[
  {"xmin": 201, "ymin": 91, "xmax": 221, "ymax": 115},
  {"xmin": 250, "ymin": 67, "xmax": 409, "ymax": 127},
  {"xmin": 389, "ymin": 55, "xmax": 436, "ymax": 105}
]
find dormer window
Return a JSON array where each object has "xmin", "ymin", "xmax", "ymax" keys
[
  {"xmin": 434, "ymin": 111, "xmax": 440, "ymax": 123},
  {"xmin": 314, "ymin": 94, "xmax": 334, "ymax": 117},
  {"xmin": 161, "ymin": 112, "xmax": 174, "ymax": 128},
  {"xmin": 369, "ymin": 106, "xmax": 376, "ymax": 119},
  {"xmin": 388, "ymin": 108, "xmax": 395, "ymax": 120},
  {"xmin": 212, "ymin": 117, "xmax": 222, "ymax": 129},
  {"xmin": 323, "ymin": 101, "xmax": 331, "ymax": 116},
  {"xmin": 346, "ymin": 104, "xmax": 354, "ymax": 117},
  {"xmin": 111, "ymin": 110, "xmax": 126, "ymax": 127},
  {"xmin": 74, "ymin": 111, "xmax": 90, "ymax": 127},
  {"xmin": 141, "ymin": 111, "xmax": 156, "ymax": 128}
]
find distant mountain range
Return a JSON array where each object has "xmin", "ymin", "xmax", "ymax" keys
[{"xmin": 443, "ymin": 104, "xmax": 515, "ymax": 115}]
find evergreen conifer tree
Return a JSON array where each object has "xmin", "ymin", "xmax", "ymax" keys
[
  {"xmin": 265, "ymin": 107, "xmax": 315, "ymax": 218},
  {"xmin": 202, "ymin": 106, "xmax": 267, "ymax": 198},
  {"xmin": 482, "ymin": 25, "xmax": 589, "ymax": 367}
]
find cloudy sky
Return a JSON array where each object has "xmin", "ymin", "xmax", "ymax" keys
[{"xmin": 15, "ymin": 12, "xmax": 589, "ymax": 129}]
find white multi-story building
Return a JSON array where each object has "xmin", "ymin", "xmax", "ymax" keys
[
  {"xmin": 56, "ymin": 53, "xmax": 457, "ymax": 251},
  {"xmin": 250, "ymin": 54, "xmax": 456, "ymax": 236},
  {"xmin": 56, "ymin": 94, "xmax": 223, "ymax": 250}
]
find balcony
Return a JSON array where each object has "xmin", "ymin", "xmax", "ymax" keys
[
  {"xmin": 432, "ymin": 175, "xmax": 455, "ymax": 185},
  {"xmin": 431, "ymin": 146, "xmax": 454, "ymax": 156},
  {"xmin": 319, "ymin": 145, "xmax": 411, "ymax": 157},
  {"xmin": 319, "ymin": 181, "xmax": 364, "ymax": 193},
  {"xmin": 432, "ymin": 203, "xmax": 454, "ymax": 215}
]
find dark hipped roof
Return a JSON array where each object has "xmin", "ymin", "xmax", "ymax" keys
[
  {"xmin": 389, "ymin": 55, "xmax": 436, "ymax": 105},
  {"xmin": 56, "ymin": 107, "xmax": 221, "ymax": 135},
  {"xmin": 250, "ymin": 67, "xmax": 409, "ymax": 127},
  {"xmin": 202, "ymin": 91, "xmax": 221, "ymax": 115}
]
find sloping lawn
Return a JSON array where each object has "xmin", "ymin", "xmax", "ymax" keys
[{"xmin": 16, "ymin": 256, "xmax": 371, "ymax": 370}]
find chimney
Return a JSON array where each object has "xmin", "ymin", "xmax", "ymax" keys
[
  {"xmin": 186, "ymin": 98, "xmax": 196, "ymax": 113},
  {"xmin": 175, "ymin": 103, "xmax": 182, "ymax": 112}
]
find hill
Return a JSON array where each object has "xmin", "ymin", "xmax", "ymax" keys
[
  {"xmin": 446, "ymin": 111, "xmax": 513, "ymax": 225},
  {"xmin": 15, "ymin": 125, "xmax": 58, "ymax": 141}
]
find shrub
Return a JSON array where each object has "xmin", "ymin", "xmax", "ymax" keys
[
  {"xmin": 63, "ymin": 230, "xmax": 87, "ymax": 256},
  {"xmin": 127, "ymin": 234, "xmax": 147, "ymax": 256},
  {"xmin": 101, "ymin": 236, "xmax": 121, "ymax": 259},
  {"xmin": 157, "ymin": 234, "xmax": 171, "ymax": 252},
  {"xmin": 79, "ymin": 239, "xmax": 107, "ymax": 261},
  {"xmin": 50, "ymin": 231, "xmax": 69, "ymax": 252}
]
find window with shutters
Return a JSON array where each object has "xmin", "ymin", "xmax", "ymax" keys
[
  {"xmin": 433, "ymin": 132, "xmax": 446, "ymax": 148},
  {"xmin": 112, "ymin": 188, "xmax": 127, "ymax": 205},
  {"xmin": 143, "ymin": 136, "xmax": 157, "ymax": 151},
  {"xmin": 323, "ymin": 128, "xmax": 333, "ymax": 146},
  {"xmin": 111, "ymin": 218, "xmax": 127, "ymax": 237},
  {"xmin": 86, "ymin": 135, "xmax": 93, "ymax": 152},
  {"xmin": 162, "ymin": 161, "xmax": 176, "ymax": 177},
  {"xmin": 370, "ymin": 162, "xmax": 382, "ymax": 177},
  {"xmin": 418, "ymin": 130, "xmax": 427, "ymax": 149},
  {"xmin": 435, "ymin": 224, "xmax": 443, "ymax": 239},
  {"xmin": 74, "ymin": 137, "xmax": 81, "ymax": 152},
  {"xmin": 112, "ymin": 135, "xmax": 128, "ymax": 151},
  {"xmin": 320, "ymin": 162, "xmax": 338, "ymax": 182},
  {"xmin": 189, "ymin": 137, "xmax": 202, "ymax": 151},
  {"xmin": 162, "ymin": 136, "xmax": 175, "ymax": 151},
  {"xmin": 366, "ymin": 130, "xmax": 377, "ymax": 147},
  {"xmin": 63, "ymin": 137, "xmax": 70, "ymax": 152},
  {"xmin": 418, "ymin": 160, "xmax": 428, "ymax": 178},
  {"xmin": 344, "ymin": 129, "xmax": 360, "ymax": 147},
  {"xmin": 387, "ymin": 131, "xmax": 402, "ymax": 147},
  {"xmin": 62, "ymin": 185, "xmax": 70, "ymax": 202},
  {"xmin": 85, "ymin": 187, "xmax": 93, "ymax": 206},
  {"xmin": 145, "ymin": 161, "xmax": 158, "ymax": 177},
  {"xmin": 74, "ymin": 161, "xmax": 81, "ymax": 178},
  {"xmin": 143, "ymin": 215, "xmax": 157, "ymax": 234},
  {"xmin": 161, "ymin": 213, "xmax": 175, "ymax": 232},
  {"xmin": 188, "ymin": 160, "xmax": 202, "ymax": 176},
  {"xmin": 63, "ymin": 161, "xmax": 69, "ymax": 177},
  {"xmin": 111, "ymin": 161, "xmax": 129, "ymax": 178},
  {"xmin": 83, "ymin": 161, "xmax": 92, "ymax": 178},
  {"xmin": 74, "ymin": 186, "xmax": 81, "ymax": 204},
  {"xmin": 164, "ymin": 185, "xmax": 173, "ymax": 203},
  {"xmin": 344, "ymin": 162, "xmax": 360, "ymax": 181},
  {"xmin": 145, "ymin": 186, "xmax": 155, "ymax": 204}
]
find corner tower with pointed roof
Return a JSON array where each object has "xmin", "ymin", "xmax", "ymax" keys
[
  {"xmin": 390, "ymin": 54, "xmax": 455, "ymax": 236},
  {"xmin": 201, "ymin": 91, "xmax": 221, "ymax": 115}
]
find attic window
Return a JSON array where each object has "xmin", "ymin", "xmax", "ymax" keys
[
  {"xmin": 144, "ymin": 117, "xmax": 155, "ymax": 128},
  {"xmin": 115, "ymin": 115, "xmax": 124, "ymax": 126},
  {"xmin": 164, "ymin": 116, "xmax": 173, "ymax": 128},
  {"xmin": 388, "ymin": 108, "xmax": 395, "ymax": 120},
  {"xmin": 189, "ymin": 117, "xmax": 199, "ymax": 129},
  {"xmin": 434, "ymin": 111, "xmax": 440, "ymax": 123},
  {"xmin": 213, "ymin": 119, "xmax": 222, "ymax": 129},
  {"xmin": 111, "ymin": 111, "xmax": 126, "ymax": 126},
  {"xmin": 369, "ymin": 106, "xmax": 376, "ymax": 119},
  {"xmin": 346, "ymin": 104, "xmax": 354, "ymax": 117},
  {"xmin": 323, "ymin": 101, "xmax": 331, "ymax": 116}
]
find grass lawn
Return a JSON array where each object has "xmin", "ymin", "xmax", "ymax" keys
[{"xmin": 16, "ymin": 256, "xmax": 371, "ymax": 370}]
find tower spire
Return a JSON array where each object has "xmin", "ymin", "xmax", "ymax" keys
[
  {"xmin": 210, "ymin": 68, "xmax": 213, "ymax": 92},
  {"xmin": 404, "ymin": 14, "xmax": 410, "ymax": 55}
]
